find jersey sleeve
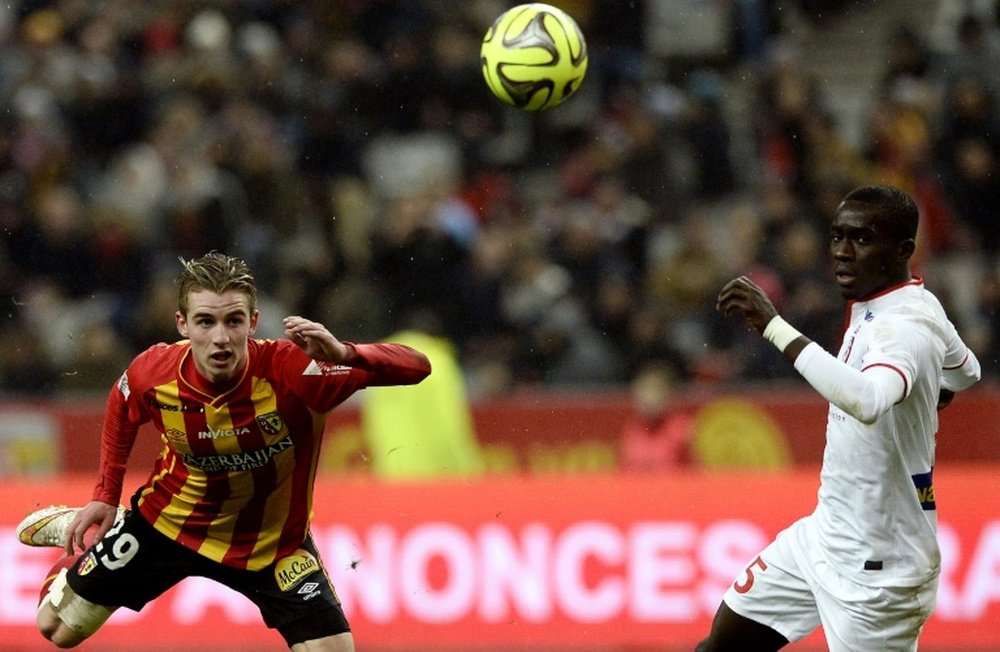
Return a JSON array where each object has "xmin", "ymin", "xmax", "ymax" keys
[
  {"xmin": 281, "ymin": 341, "xmax": 431, "ymax": 413},
  {"xmin": 794, "ymin": 312, "xmax": 923, "ymax": 424},
  {"xmin": 940, "ymin": 320, "xmax": 981, "ymax": 392},
  {"xmin": 346, "ymin": 342, "xmax": 432, "ymax": 385},
  {"xmin": 858, "ymin": 311, "xmax": 923, "ymax": 400},
  {"xmin": 92, "ymin": 363, "xmax": 152, "ymax": 504},
  {"xmin": 921, "ymin": 289, "xmax": 981, "ymax": 391},
  {"xmin": 794, "ymin": 342, "xmax": 907, "ymax": 425}
]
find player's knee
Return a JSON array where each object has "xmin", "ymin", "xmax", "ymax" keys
[
  {"xmin": 37, "ymin": 606, "xmax": 85, "ymax": 648},
  {"xmin": 37, "ymin": 605, "xmax": 61, "ymax": 639},
  {"xmin": 47, "ymin": 630, "xmax": 85, "ymax": 649},
  {"xmin": 39, "ymin": 568, "xmax": 114, "ymax": 647}
]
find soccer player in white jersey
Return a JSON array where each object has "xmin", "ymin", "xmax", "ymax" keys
[{"xmin": 698, "ymin": 184, "xmax": 981, "ymax": 651}]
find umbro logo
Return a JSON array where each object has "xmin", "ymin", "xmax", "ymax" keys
[{"xmin": 298, "ymin": 581, "xmax": 321, "ymax": 600}]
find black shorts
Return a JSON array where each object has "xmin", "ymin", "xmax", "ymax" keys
[{"xmin": 66, "ymin": 498, "xmax": 350, "ymax": 646}]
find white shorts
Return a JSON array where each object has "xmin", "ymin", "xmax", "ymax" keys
[{"xmin": 722, "ymin": 517, "xmax": 937, "ymax": 652}]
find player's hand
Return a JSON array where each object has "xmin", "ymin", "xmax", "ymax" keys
[
  {"xmin": 65, "ymin": 501, "xmax": 120, "ymax": 556},
  {"xmin": 283, "ymin": 316, "xmax": 352, "ymax": 363},
  {"xmin": 937, "ymin": 388, "xmax": 955, "ymax": 411},
  {"xmin": 716, "ymin": 275, "xmax": 779, "ymax": 335}
]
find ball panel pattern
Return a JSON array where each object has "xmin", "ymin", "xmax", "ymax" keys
[{"xmin": 481, "ymin": 3, "xmax": 588, "ymax": 112}]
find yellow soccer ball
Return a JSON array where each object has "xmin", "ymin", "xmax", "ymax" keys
[{"xmin": 481, "ymin": 3, "xmax": 588, "ymax": 112}]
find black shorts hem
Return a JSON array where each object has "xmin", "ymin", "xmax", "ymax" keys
[{"xmin": 277, "ymin": 605, "xmax": 351, "ymax": 646}]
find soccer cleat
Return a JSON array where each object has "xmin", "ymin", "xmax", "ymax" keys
[{"xmin": 16, "ymin": 504, "xmax": 127, "ymax": 548}]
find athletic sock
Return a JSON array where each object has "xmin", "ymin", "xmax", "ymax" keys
[{"xmin": 40, "ymin": 555, "xmax": 80, "ymax": 605}]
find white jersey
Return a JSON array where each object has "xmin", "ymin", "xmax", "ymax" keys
[{"xmin": 795, "ymin": 278, "xmax": 980, "ymax": 587}]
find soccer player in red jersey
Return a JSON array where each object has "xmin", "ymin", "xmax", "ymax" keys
[{"xmin": 16, "ymin": 252, "xmax": 431, "ymax": 651}]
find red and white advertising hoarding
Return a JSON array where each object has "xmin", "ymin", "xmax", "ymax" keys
[{"xmin": 1, "ymin": 468, "xmax": 997, "ymax": 651}]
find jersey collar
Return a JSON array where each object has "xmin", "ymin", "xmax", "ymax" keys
[
  {"xmin": 843, "ymin": 276, "xmax": 923, "ymax": 326},
  {"xmin": 177, "ymin": 341, "xmax": 253, "ymax": 404}
]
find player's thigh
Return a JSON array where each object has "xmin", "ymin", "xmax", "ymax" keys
[
  {"xmin": 220, "ymin": 534, "xmax": 351, "ymax": 647},
  {"xmin": 721, "ymin": 544, "xmax": 821, "ymax": 643},
  {"xmin": 66, "ymin": 509, "xmax": 191, "ymax": 610},
  {"xmin": 816, "ymin": 569, "xmax": 937, "ymax": 652},
  {"xmin": 37, "ymin": 590, "xmax": 110, "ymax": 647},
  {"xmin": 697, "ymin": 601, "xmax": 789, "ymax": 652},
  {"xmin": 290, "ymin": 631, "xmax": 355, "ymax": 652}
]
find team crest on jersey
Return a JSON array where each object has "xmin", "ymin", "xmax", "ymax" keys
[
  {"xmin": 275, "ymin": 549, "xmax": 319, "ymax": 592},
  {"xmin": 256, "ymin": 411, "xmax": 284, "ymax": 435},
  {"xmin": 77, "ymin": 552, "xmax": 98, "ymax": 576}
]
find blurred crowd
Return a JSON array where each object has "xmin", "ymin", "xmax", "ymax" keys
[{"xmin": 2, "ymin": 0, "xmax": 1000, "ymax": 398}]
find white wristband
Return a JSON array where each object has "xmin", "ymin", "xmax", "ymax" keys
[{"xmin": 763, "ymin": 315, "xmax": 802, "ymax": 352}]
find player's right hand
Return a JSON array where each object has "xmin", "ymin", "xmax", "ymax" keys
[
  {"xmin": 282, "ymin": 316, "xmax": 352, "ymax": 363},
  {"xmin": 716, "ymin": 275, "xmax": 779, "ymax": 335},
  {"xmin": 65, "ymin": 501, "xmax": 120, "ymax": 556}
]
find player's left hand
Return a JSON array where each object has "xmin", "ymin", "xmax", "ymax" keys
[
  {"xmin": 283, "ymin": 316, "xmax": 352, "ymax": 363},
  {"xmin": 937, "ymin": 388, "xmax": 955, "ymax": 411}
]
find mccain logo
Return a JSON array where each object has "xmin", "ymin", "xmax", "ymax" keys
[{"xmin": 275, "ymin": 549, "xmax": 319, "ymax": 592}]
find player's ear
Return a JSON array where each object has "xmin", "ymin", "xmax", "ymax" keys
[
  {"xmin": 248, "ymin": 310, "xmax": 260, "ymax": 335},
  {"xmin": 176, "ymin": 311, "xmax": 189, "ymax": 338},
  {"xmin": 898, "ymin": 237, "xmax": 916, "ymax": 261}
]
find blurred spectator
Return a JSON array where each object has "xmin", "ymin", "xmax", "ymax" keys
[
  {"xmin": 360, "ymin": 311, "xmax": 485, "ymax": 478},
  {"xmin": 935, "ymin": 12, "xmax": 1000, "ymax": 101},
  {"xmin": 619, "ymin": 361, "xmax": 694, "ymax": 473},
  {"xmin": 880, "ymin": 23, "xmax": 938, "ymax": 114},
  {"xmin": 933, "ymin": 75, "xmax": 1000, "ymax": 258},
  {"xmin": 646, "ymin": 206, "xmax": 729, "ymax": 379},
  {"xmin": 0, "ymin": 324, "xmax": 58, "ymax": 395},
  {"xmin": 370, "ymin": 190, "xmax": 474, "ymax": 342},
  {"xmin": 771, "ymin": 218, "xmax": 842, "ymax": 352},
  {"xmin": 11, "ymin": 183, "xmax": 95, "ymax": 298},
  {"xmin": 681, "ymin": 69, "xmax": 736, "ymax": 200},
  {"xmin": 754, "ymin": 37, "xmax": 825, "ymax": 193},
  {"xmin": 929, "ymin": 0, "xmax": 999, "ymax": 54},
  {"xmin": 862, "ymin": 80, "xmax": 961, "ymax": 269},
  {"xmin": 975, "ymin": 263, "xmax": 1000, "ymax": 366}
]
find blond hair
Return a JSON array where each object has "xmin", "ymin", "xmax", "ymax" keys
[{"xmin": 175, "ymin": 252, "xmax": 257, "ymax": 315}]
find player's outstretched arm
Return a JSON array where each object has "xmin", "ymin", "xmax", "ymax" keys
[
  {"xmin": 716, "ymin": 274, "xmax": 901, "ymax": 423},
  {"xmin": 283, "ymin": 315, "xmax": 431, "ymax": 384}
]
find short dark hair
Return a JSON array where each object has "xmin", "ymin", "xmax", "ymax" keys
[
  {"xmin": 175, "ymin": 252, "xmax": 257, "ymax": 315},
  {"xmin": 841, "ymin": 184, "xmax": 919, "ymax": 240}
]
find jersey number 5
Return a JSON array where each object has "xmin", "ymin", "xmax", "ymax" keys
[{"xmin": 733, "ymin": 555, "xmax": 768, "ymax": 594}]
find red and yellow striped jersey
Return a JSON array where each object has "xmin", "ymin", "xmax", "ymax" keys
[{"xmin": 93, "ymin": 338, "xmax": 430, "ymax": 570}]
